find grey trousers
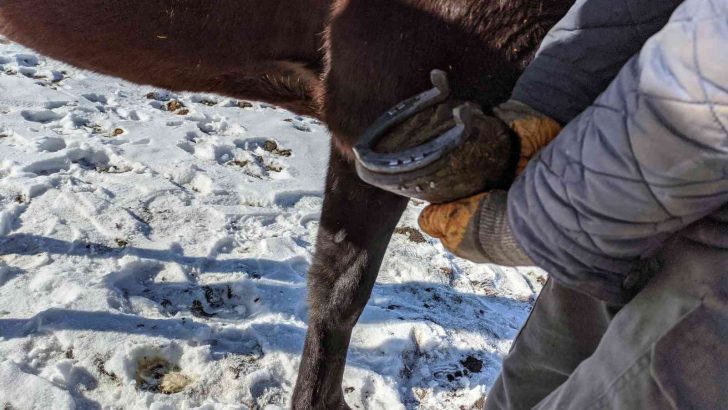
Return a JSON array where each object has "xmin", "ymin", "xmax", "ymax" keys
[{"xmin": 485, "ymin": 236, "xmax": 728, "ymax": 409}]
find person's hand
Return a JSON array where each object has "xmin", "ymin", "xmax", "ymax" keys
[
  {"xmin": 419, "ymin": 190, "xmax": 533, "ymax": 265},
  {"xmin": 419, "ymin": 192, "xmax": 486, "ymax": 261},
  {"xmin": 418, "ymin": 100, "xmax": 561, "ymax": 264},
  {"xmin": 493, "ymin": 100, "xmax": 562, "ymax": 175}
]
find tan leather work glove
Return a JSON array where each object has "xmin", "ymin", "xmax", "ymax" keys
[
  {"xmin": 419, "ymin": 191, "xmax": 533, "ymax": 265},
  {"xmin": 418, "ymin": 100, "xmax": 561, "ymax": 264},
  {"xmin": 493, "ymin": 100, "xmax": 562, "ymax": 175}
]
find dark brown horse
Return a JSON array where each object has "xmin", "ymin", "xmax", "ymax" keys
[{"xmin": 0, "ymin": 1, "xmax": 572, "ymax": 407}]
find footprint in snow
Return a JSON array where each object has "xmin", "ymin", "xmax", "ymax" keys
[
  {"xmin": 35, "ymin": 136, "xmax": 66, "ymax": 153},
  {"xmin": 105, "ymin": 261, "xmax": 261, "ymax": 320},
  {"xmin": 20, "ymin": 109, "xmax": 65, "ymax": 124},
  {"xmin": 15, "ymin": 53, "xmax": 40, "ymax": 67},
  {"xmin": 144, "ymin": 91, "xmax": 173, "ymax": 102},
  {"xmin": 190, "ymin": 95, "xmax": 219, "ymax": 106},
  {"xmin": 81, "ymin": 93, "xmax": 108, "ymax": 105},
  {"xmin": 249, "ymin": 376, "xmax": 285, "ymax": 408},
  {"xmin": 44, "ymin": 100, "xmax": 74, "ymax": 110},
  {"xmin": 135, "ymin": 357, "xmax": 192, "ymax": 394},
  {"xmin": 1, "ymin": 53, "xmax": 66, "ymax": 84},
  {"xmin": 104, "ymin": 344, "xmax": 194, "ymax": 394},
  {"xmin": 284, "ymin": 115, "xmax": 320, "ymax": 132}
]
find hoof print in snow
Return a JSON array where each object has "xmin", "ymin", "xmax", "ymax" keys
[
  {"xmin": 145, "ymin": 91, "xmax": 171, "ymax": 101},
  {"xmin": 20, "ymin": 109, "xmax": 64, "ymax": 124},
  {"xmin": 165, "ymin": 100, "xmax": 188, "ymax": 115},
  {"xmin": 203, "ymin": 285, "xmax": 230, "ymax": 309},
  {"xmin": 446, "ymin": 371, "xmax": 464, "ymax": 382},
  {"xmin": 265, "ymin": 164, "xmax": 283, "ymax": 173},
  {"xmin": 262, "ymin": 140, "xmax": 292, "ymax": 157},
  {"xmin": 136, "ymin": 357, "xmax": 191, "ymax": 394},
  {"xmin": 284, "ymin": 116, "xmax": 316, "ymax": 132},
  {"xmin": 191, "ymin": 299, "xmax": 214, "ymax": 318},
  {"xmin": 461, "ymin": 356, "xmax": 483, "ymax": 373},
  {"xmin": 197, "ymin": 98, "xmax": 218, "ymax": 107}
]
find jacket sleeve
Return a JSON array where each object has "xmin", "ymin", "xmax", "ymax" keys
[
  {"xmin": 508, "ymin": 0, "xmax": 728, "ymax": 303},
  {"xmin": 512, "ymin": 0, "xmax": 683, "ymax": 124}
]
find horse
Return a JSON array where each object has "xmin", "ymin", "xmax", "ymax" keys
[{"xmin": 0, "ymin": 0, "xmax": 573, "ymax": 407}]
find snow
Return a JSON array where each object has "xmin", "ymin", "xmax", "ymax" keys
[{"xmin": 0, "ymin": 39, "xmax": 546, "ymax": 409}]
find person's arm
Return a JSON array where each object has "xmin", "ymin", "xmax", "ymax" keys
[
  {"xmin": 513, "ymin": 0, "xmax": 683, "ymax": 124},
  {"xmin": 508, "ymin": 0, "xmax": 728, "ymax": 303},
  {"xmin": 418, "ymin": 0, "xmax": 684, "ymax": 271}
]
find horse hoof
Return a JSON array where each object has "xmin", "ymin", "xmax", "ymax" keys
[{"xmin": 356, "ymin": 99, "xmax": 517, "ymax": 203}]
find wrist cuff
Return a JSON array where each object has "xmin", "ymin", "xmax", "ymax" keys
[{"xmin": 476, "ymin": 191, "xmax": 534, "ymax": 266}]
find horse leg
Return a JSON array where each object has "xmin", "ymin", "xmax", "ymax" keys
[{"xmin": 292, "ymin": 145, "xmax": 409, "ymax": 409}]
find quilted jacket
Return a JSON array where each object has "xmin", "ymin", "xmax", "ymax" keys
[{"xmin": 508, "ymin": 0, "xmax": 728, "ymax": 303}]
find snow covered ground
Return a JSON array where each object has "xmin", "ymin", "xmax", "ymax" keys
[{"xmin": 0, "ymin": 39, "xmax": 546, "ymax": 410}]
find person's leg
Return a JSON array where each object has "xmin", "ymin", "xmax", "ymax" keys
[
  {"xmin": 485, "ymin": 278, "xmax": 620, "ymax": 409},
  {"xmin": 533, "ymin": 237, "xmax": 728, "ymax": 409}
]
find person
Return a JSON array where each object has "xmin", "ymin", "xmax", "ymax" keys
[{"xmin": 418, "ymin": 0, "xmax": 728, "ymax": 408}]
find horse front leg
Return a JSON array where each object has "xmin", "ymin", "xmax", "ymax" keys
[{"xmin": 292, "ymin": 145, "xmax": 409, "ymax": 409}]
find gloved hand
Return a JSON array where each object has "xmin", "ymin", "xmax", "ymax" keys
[
  {"xmin": 418, "ymin": 100, "xmax": 561, "ymax": 264},
  {"xmin": 493, "ymin": 100, "xmax": 562, "ymax": 175},
  {"xmin": 418, "ymin": 190, "xmax": 534, "ymax": 265}
]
